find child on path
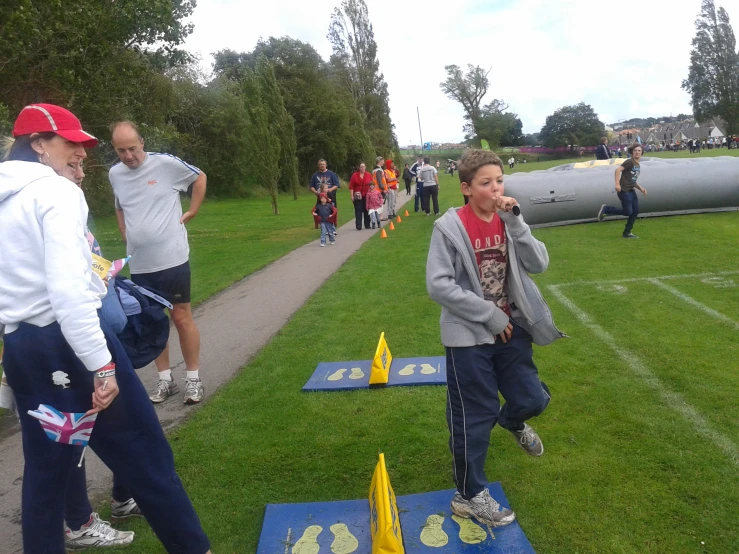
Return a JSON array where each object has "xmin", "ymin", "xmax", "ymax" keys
[
  {"xmin": 426, "ymin": 149, "xmax": 564, "ymax": 528},
  {"xmin": 597, "ymin": 143, "xmax": 648, "ymax": 238},
  {"xmin": 365, "ymin": 182, "xmax": 384, "ymax": 229},
  {"xmin": 313, "ymin": 193, "xmax": 337, "ymax": 246}
]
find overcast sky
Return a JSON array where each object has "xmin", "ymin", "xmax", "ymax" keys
[{"xmin": 183, "ymin": 0, "xmax": 722, "ymax": 145}]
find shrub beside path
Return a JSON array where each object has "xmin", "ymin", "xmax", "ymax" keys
[{"xmin": 0, "ymin": 191, "xmax": 417, "ymax": 552}]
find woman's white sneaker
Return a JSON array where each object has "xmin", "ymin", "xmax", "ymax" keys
[{"xmin": 64, "ymin": 513, "xmax": 134, "ymax": 550}]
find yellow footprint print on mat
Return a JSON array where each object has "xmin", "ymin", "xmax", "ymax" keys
[
  {"xmin": 348, "ymin": 367, "xmax": 364, "ymax": 380},
  {"xmin": 420, "ymin": 514, "xmax": 448, "ymax": 547},
  {"xmin": 398, "ymin": 364, "xmax": 416, "ymax": 376},
  {"xmin": 292, "ymin": 525, "xmax": 322, "ymax": 554},
  {"xmin": 452, "ymin": 514, "xmax": 487, "ymax": 544},
  {"xmin": 330, "ymin": 523, "xmax": 359, "ymax": 553},
  {"xmin": 420, "ymin": 363, "xmax": 437, "ymax": 375},
  {"xmin": 327, "ymin": 368, "xmax": 346, "ymax": 381}
]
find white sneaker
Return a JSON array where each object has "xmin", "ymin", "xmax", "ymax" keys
[
  {"xmin": 450, "ymin": 488, "xmax": 516, "ymax": 527},
  {"xmin": 65, "ymin": 513, "xmax": 134, "ymax": 550}
]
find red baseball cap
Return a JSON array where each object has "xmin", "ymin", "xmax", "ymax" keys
[{"xmin": 12, "ymin": 104, "xmax": 98, "ymax": 148}]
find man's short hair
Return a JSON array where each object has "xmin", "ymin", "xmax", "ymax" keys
[
  {"xmin": 110, "ymin": 120, "xmax": 142, "ymax": 141},
  {"xmin": 376, "ymin": 156, "xmax": 384, "ymax": 162},
  {"xmin": 627, "ymin": 142, "xmax": 642, "ymax": 155},
  {"xmin": 318, "ymin": 158, "xmax": 327, "ymax": 164},
  {"xmin": 458, "ymin": 149, "xmax": 504, "ymax": 184},
  {"xmin": 600, "ymin": 136, "xmax": 608, "ymax": 144},
  {"xmin": 423, "ymin": 157, "xmax": 430, "ymax": 164}
]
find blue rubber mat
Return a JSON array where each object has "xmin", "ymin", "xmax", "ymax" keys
[
  {"xmin": 257, "ymin": 483, "xmax": 535, "ymax": 553},
  {"xmin": 302, "ymin": 356, "xmax": 446, "ymax": 391}
]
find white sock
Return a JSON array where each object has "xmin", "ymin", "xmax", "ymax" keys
[
  {"xmin": 186, "ymin": 369, "xmax": 199, "ymax": 380},
  {"xmin": 159, "ymin": 369, "xmax": 173, "ymax": 382}
]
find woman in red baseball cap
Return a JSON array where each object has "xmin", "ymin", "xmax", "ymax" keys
[{"xmin": 0, "ymin": 105, "xmax": 212, "ymax": 554}]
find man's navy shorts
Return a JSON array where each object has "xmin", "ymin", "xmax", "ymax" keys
[{"xmin": 131, "ymin": 261, "xmax": 191, "ymax": 305}]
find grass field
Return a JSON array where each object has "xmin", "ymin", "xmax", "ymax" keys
[{"xmin": 102, "ymin": 169, "xmax": 739, "ymax": 553}]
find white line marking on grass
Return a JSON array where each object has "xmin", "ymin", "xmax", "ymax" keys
[
  {"xmin": 552, "ymin": 270, "xmax": 739, "ymax": 288},
  {"xmin": 548, "ymin": 285, "xmax": 739, "ymax": 467},
  {"xmin": 648, "ymin": 279, "xmax": 739, "ymax": 331}
]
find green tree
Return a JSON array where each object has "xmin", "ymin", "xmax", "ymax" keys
[
  {"xmin": 327, "ymin": 0, "xmax": 397, "ymax": 156},
  {"xmin": 214, "ymin": 37, "xmax": 374, "ymax": 183},
  {"xmin": 539, "ymin": 103, "xmax": 605, "ymax": 147},
  {"xmin": 242, "ymin": 71, "xmax": 281, "ymax": 214},
  {"xmin": 682, "ymin": 0, "xmax": 739, "ymax": 134},
  {"xmin": 463, "ymin": 99, "xmax": 523, "ymax": 148},
  {"xmin": 255, "ymin": 56, "xmax": 300, "ymax": 199},
  {"xmin": 440, "ymin": 64, "xmax": 491, "ymax": 141}
]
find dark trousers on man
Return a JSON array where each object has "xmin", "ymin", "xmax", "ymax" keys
[
  {"xmin": 603, "ymin": 190, "xmax": 639, "ymax": 235},
  {"xmin": 3, "ymin": 321, "xmax": 210, "ymax": 554},
  {"xmin": 353, "ymin": 197, "xmax": 370, "ymax": 229},
  {"xmin": 422, "ymin": 184, "xmax": 440, "ymax": 215},
  {"xmin": 445, "ymin": 322, "xmax": 550, "ymax": 499},
  {"xmin": 415, "ymin": 182, "xmax": 424, "ymax": 212},
  {"xmin": 404, "ymin": 178, "xmax": 412, "ymax": 195}
]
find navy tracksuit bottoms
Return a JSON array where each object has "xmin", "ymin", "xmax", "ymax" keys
[
  {"xmin": 2, "ymin": 321, "xmax": 210, "ymax": 554},
  {"xmin": 445, "ymin": 321, "xmax": 551, "ymax": 500}
]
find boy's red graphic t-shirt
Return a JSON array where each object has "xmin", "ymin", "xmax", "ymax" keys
[{"xmin": 457, "ymin": 204, "xmax": 510, "ymax": 315}]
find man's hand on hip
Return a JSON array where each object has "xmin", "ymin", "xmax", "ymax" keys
[{"xmin": 181, "ymin": 211, "xmax": 197, "ymax": 225}]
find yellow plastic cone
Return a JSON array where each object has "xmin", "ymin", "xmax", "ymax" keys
[
  {"xmin": 397, "ymin": 216, "xmax": 402, "ymax": 223},
  {"xmin": 404, "ymin": 209, "xmax": 410, "ymax": 216},
  {"xmin": 389, "ymin": 222, "xmax": 396, "ymax": 230},
  {"xmin": 381, "ymin": 228, "xmax": 388, "ymax": 238}
]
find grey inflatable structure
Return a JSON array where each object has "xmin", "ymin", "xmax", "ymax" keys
[{"xmin": 505, "ymin": 156, "xmax": 739, "ymax": 227}]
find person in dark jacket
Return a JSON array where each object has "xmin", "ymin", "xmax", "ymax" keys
[
  {"xmin": 595, "ymin": 137, "xmax": 612, "ymax": 160},
  {"xmin": 312, "ymin": 193, "xmax": 337, "ymax": 246},
  {"xmin": 402, "ymin": 163, "xmax": 413, "ymax": 195}
]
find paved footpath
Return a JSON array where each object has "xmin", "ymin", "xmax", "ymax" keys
[{"xmin": 0, "ymin": 190, "xmax": 418, "ymax": 552}]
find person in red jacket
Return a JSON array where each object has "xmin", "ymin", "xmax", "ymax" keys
[{"xmin": 349, "ymin": 162, "xmax": 373, "ymax": 230}]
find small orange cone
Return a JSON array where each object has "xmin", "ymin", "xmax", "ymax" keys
[
  {"xmin": 404, "ymin": 209, "xmax": 410, "ymax": 216},
  {"xmin": 389, "ymin": 222, "xmax": 396, "ymax": 230},
  {"xmin": 397, "ymin": 216, "xmax": 402, "ymax": 223},
  {"xmin": 381, "ymin": 228, "xmax": 388, "ymax": 238}
]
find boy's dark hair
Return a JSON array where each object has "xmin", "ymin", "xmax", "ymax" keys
[
  {"xmin": 627, "ymin": 142, "xmax": 642, "ymax": 155},
  {"xmin": 423, "ymin": 157, "xmax": 430, "ymax": 164},
  {"xmin": 458, "ymin": 149, "xmax": 504, "ymax": 184}
]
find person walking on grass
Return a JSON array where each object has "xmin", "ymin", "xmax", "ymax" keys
[
  {"xmin": 419, "ymin": 156, "xmax": 440, "ymax": 216},
  {"xmin": 411, "ymin": 155, "xmax": 424, "ymax": 212},
  {"xmin": 597, "ymin": 142, "xmax": 648, "ymax": 238},
  {"xmin": 109, "ymin": 121, "xmax": 207, "ymax": 405},
  {"xmin": 0, "ymin": 104, "xmax": 211, "ymax": 554},
  {"xmin": 402, "ymin": 163, "xmax": 413, "ymax": 195},
  {"xmin": 426, "ymin": 148, "xmax": 563, "ymax": 530}
]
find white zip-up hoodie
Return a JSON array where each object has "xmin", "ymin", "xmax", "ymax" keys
[{"xmin": 0, "ymin": 161, "xmax": 111, "ymax": 371}]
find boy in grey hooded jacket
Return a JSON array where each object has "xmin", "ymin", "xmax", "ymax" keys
[{"xmin": 426, "ymin": 149, "xmax": 564, "ymax": 528}]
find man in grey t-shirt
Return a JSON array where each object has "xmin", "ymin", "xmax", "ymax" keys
[{"xmin": 110, "ymin": 121, "xmax": 207, "ymax": 405}]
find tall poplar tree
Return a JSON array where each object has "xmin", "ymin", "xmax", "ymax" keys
[
  {"xmin": 682, "ymin": 0, "xmax": 739, "ymax": 134},
  {"xmin": 327, "ymin": 0, "xmax": 396, "ymax": 155}
]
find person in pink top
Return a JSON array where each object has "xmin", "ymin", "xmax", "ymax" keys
[{"xmin": 365, "ymin": 182, "xmax": 384, "ymax": 229}]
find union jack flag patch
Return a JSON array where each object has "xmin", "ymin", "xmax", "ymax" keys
[{"xmin": 27, "ymin": 404, "xmax": 98, "ymax": 446}]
